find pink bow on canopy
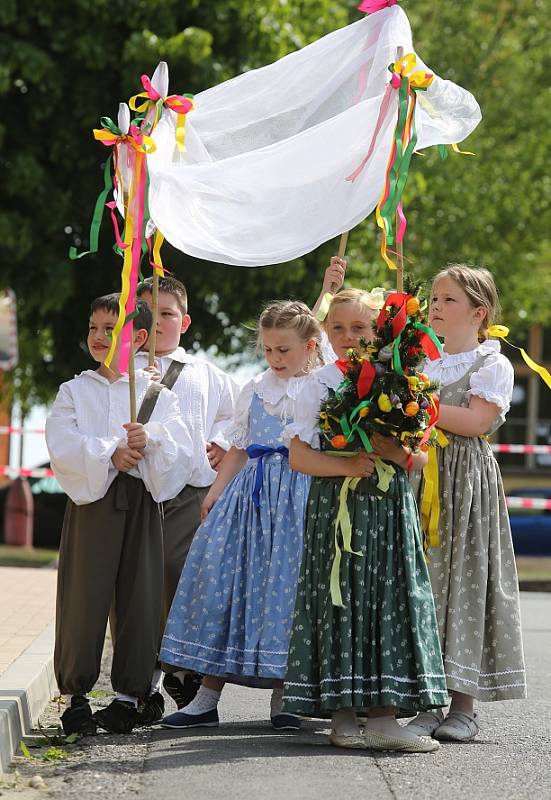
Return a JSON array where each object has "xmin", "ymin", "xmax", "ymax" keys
[{"xmin": 358, "ymin": 0, "xmax": 398, "ymax": 13}]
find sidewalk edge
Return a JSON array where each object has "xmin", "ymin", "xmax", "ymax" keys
[{"xmin": 0, "ymin": 624, "xmax": 56, "ymax": 775}]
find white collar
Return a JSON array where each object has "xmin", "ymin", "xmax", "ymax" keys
[
  {"xmin": 253, "ymin": 368, "xmax": 309, "ymax": 404},
  {"xmin": 314, "ymin": 362, "xmax": 345, "ymax": 390},
  {"xmin": 76, "ymin": 368, "xmax": 150, "ymax": 385},
  {"xmin": 438, "ymin": 339, "xmax": 501, "ymax": 366},
  {"xmin": 144, "ymin": 346, "xmax": 195, "ymax": 364}
]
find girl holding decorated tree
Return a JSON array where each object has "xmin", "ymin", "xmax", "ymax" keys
[
  {"xmin": 282, "ymin": 288, "xmax": 449, "ymax": 752},
  {"xmin": 406, "ymin": 265, "xmax": 526, "ymax": 743}
]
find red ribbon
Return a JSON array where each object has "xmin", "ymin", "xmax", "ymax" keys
[
  {"xmin": 358, "ymin": 360, "xmax": 376, "ymax": 398},
  {"xmin": 418, "ymin": 331, "xmax": 442, "ymax": 361},
  {"xmin": 376, "ymin": 292, "xmax": 411, "ymax": 338}
]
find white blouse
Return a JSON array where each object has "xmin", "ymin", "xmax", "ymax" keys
[
  {"xmin": 135, "ymin": 347, "xmax": 240, "ymax": 487},
  {"xmin": 423, "ymin": 339, "xmax": 514, "ymax": 418},
  {"xmin": 283, "ymin": 363, "xmax": 344, "ymax": 450},
  {"xmin": 227, "ymin": 369, "xmax": 310, "ymax": 449},
  {"xmin": 46, "ymin": 369, "xmax": 194, "ymax": 505}
]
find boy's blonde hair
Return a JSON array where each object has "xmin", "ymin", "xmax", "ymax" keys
[
  {"xmin": 324, "ymin": 287, "xmax": 385, "ymax": 326},
  {"xmin": 432, "ymin": 264, "xmax": 500, "ymax": 340},
  {"xmin": 257, "ymin": 300, "xmax": 323, "ymax": 369}
]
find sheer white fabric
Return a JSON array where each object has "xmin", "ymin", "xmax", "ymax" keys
[
  {"xmin": 422, "ymin": 340, "xmax": 514, "ymax": 419},
  {"xmin": 145, "ymin": 6, "xmax": 481, "ymax": 266}
]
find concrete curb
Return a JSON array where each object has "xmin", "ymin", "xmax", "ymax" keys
[{"xmin": 0, "ymin": 624, "xmax": 56, "ymax": 774}]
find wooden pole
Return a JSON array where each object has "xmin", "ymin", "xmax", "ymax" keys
[
  {"xmin": 129, "ymin": 332, "xmax": 137, "ymax": 423},
  {"xmin": 148, "ymin": 269, "xmax": 159, "ymax": 367},
  {"xmin": 337, "ymin": 231, "xmax": 349, "ymax": 259},
  {"xmin": 395, "ymin": 45, "xmax": 405, "ymax": 293},
  {"xmin": 396, "ymin": 231, "xmax": 404, "ymax": 293}
]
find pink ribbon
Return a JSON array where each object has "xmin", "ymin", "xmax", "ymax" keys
[
  {"xmin": 141, "ymin": 74, "xmax": 193, "ymax": 115},
  {"xmin": 106, "ymin": 201, "xmax": 129, "ymax": 251},
  {"xmin": 357, "ymin": 0, "xmax": 398, "ymax": 13},
  {"xmin": 346, "ymin": 83, "xmax": 394, "ymax": 182}
]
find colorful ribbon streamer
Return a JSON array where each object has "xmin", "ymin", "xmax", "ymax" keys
[
  {"xmin": 330, "ymin": 476, "xmax": 362, "ymax": 607},
  {"xmin": 420, "ymin": 428, "xmax": 448, "ymax": 551},
  {"xmin": 129, "ymin": 73, "xmax": 194, "ymax": 153},
  {"xmin": 488, "ymin": 325, "xmax": 551, "ymax": 391},
  {"xmin": 245, "ymin": 444, "xmax": 289, "ymax": 508},
  {"xmin": 348, "ymin": 54, "xmax": 433, "ymax": 269}
]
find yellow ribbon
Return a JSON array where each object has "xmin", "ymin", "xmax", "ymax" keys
[
  {"xmin": 451, "ymin": 142, "xmax": 476, "ymax": 156},
  {"xmin": 330, "ymin": 477, "xmax": 362, "ymax": 608},
  {"xmin": 104, "ymin": 159, "xmax": 138, "ymax": 369},
  {"xmin": 152, "ymin": 230, "xmax": 165, "ymax": 277},
  {"xmin": 488, "ymin": 325, "xmax": 551, "ymax": 391},
  {"xmin": 327, "ymin": 455, "xmax": 396, "ymax": 607},
  {"xmin": 93, "ymin": 128, "xmax": 156, "ymax": 154},
  {"xmin": 420, "ymin": 429, "xmax": 449, "ymax": 551},
  {"xmin": 316, "ymin": 292, "xmax": 333, "ymax": 322}
]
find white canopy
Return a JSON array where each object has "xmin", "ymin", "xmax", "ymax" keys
[{"xmin": 145, "ymin": 5, "xmax": 481, "ymax": 266}]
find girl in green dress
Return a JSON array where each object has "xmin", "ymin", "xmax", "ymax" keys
[{"xmin": 282, "ymin": 289, "xmax": 448, "ymax": 752}]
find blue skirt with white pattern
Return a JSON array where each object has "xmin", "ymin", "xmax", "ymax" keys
[{"xmin": 160, "ymin": 395, "xmax": 310, "ymax": 685}]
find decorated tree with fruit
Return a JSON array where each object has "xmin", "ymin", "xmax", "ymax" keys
[{"xmin": 319, "ymin": 282, "xmax": 442, "ymax": 462}]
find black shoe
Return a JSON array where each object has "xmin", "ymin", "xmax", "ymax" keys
[
  {"xmin": 135, "ymin": 692, "xmax": 165, "ymax": 727},
  {"xmin": 160, "ymin": 708, "xmax": 219, "ymax": 729},
  {"xmin": 271, "ymin": 713, "xmax": 302, "ymax": 731},
  {"xmin": 61, "ymin": 695, "xmax": 97, "ymax": 737},
  {"xmin": 163, "ymin": 673, "xmax": 202, "ymax": 710},
  {"xmin": 94, "ymin": 699, "xmax": 138, "ymax": 734}
]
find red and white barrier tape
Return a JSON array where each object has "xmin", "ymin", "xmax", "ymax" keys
[
  {"xmin": 0, "ymin": 426, "xmax": 46, "ymax": 435},
  {"xmin": 506, "ymin": 496, "xmax": 551, "ymax": 511},
  {"xmin": 0, "ymin": 466, "xmax": 54, "ymax": 479},
  {"xmin": 492, "ymin": 444, "xmax": 551, "ymax": 455}
]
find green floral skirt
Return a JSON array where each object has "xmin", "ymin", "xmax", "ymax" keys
[{"xmin": 282, "ymin": 469, "xmax": 448, "ymax": 717}]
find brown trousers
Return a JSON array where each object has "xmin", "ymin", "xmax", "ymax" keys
[
  {"xmin": 161, "ymin": 484, "xmax": 208, "ymax": 632},
  {"xmin": 54, "ymin": 475, "xmax": 163, "ymax": 698}
]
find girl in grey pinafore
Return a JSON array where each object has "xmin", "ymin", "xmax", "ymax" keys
[{"xmin": 414, "ymin": 341, "xmax": 526, "ymax": 703}]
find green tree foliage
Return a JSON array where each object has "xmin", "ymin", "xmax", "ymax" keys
[{"xmin": 0, "ymin": 0, "xmax": 549, "ymax": 405}]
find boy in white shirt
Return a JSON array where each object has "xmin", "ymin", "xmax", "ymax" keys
[
  {"xmin": 46, "ymin": 294, "xmax": 194, "ymax": 736},
  {"xmin": 135, "ymin": 276, "xmax": 239, "ymax": 721}
]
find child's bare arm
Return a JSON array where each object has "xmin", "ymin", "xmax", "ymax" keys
[
  {"xmin": 371, "ymin": 433, "xmax": 428, "ymax": 471},
  {"xmin": 201, "ymin": 446, "xmax": 248, "ymax": 519},
  {"xmin": 289, "ymin": 437, "xmax": 376, "ymax": 478},
  {"xmin": 438, "ymin": 395, "xmax": 500, "ymax": 437},
  {"xmin": 311, "ymin": 256, "xmax": 347, "ymax": 315}
]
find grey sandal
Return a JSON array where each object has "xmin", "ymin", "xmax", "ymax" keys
[{"xmin": 434, "ymin": 710, "xmax": 479, "ymax": 742}]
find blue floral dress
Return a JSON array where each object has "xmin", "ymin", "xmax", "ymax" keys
[{"xmin": 160, "ymin": 371, "xmax": 311, "ymax": 686}]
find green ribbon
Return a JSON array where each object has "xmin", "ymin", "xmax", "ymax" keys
[
  {"xmin": 69, "ymin": 154, "xmax": 113, "ymax": 260},
  {"xmin": 392, "ymin": 331, "xmax": 404, "ymax": 375}
]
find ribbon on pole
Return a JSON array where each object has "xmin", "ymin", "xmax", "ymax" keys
[
  {"xmin": 347, "ymin": 53, "xmax": 433, "ymax": 270},
  {"xmin": 488, "ymin": 325, "xmax": 551, "ymax": 391}
]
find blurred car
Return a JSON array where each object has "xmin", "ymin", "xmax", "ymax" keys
[{"xmin": 508, "ymin": 488, "xmax": 551, "ymax": 556}]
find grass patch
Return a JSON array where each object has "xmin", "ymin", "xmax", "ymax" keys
[{"xmin": 0, "ymin": 544, "xmax": 57, "ymax": 568}]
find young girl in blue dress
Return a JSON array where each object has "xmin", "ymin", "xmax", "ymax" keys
[{"xmin": 159, "ymin": 301, "xmax": 322, "ymax": 730}]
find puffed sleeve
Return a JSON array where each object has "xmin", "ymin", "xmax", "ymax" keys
[
  {"xmin": 224, "ymin": 379, "xmax": 255, "ymax": 449},
  {"xmin": 208, "ymin": 370, "xmax": 241, "ymax": 450},
  {"xmin": 319, "ymin": 330, "xmax": 337, "ymax": 365},
  {"xmin": 138, "ymin": 387, "xmax": 195, "ymax": 502},
  {"xmin": 45, "ymin": 383, "xmax": 123, "ymax": 505},
  {"xmin": 468, "ymin": 353, "xmax": 514, "ymax": 418},
  {"xmin": 283, "ymin": 374, "xmax": 329, "ymax": 450}
]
